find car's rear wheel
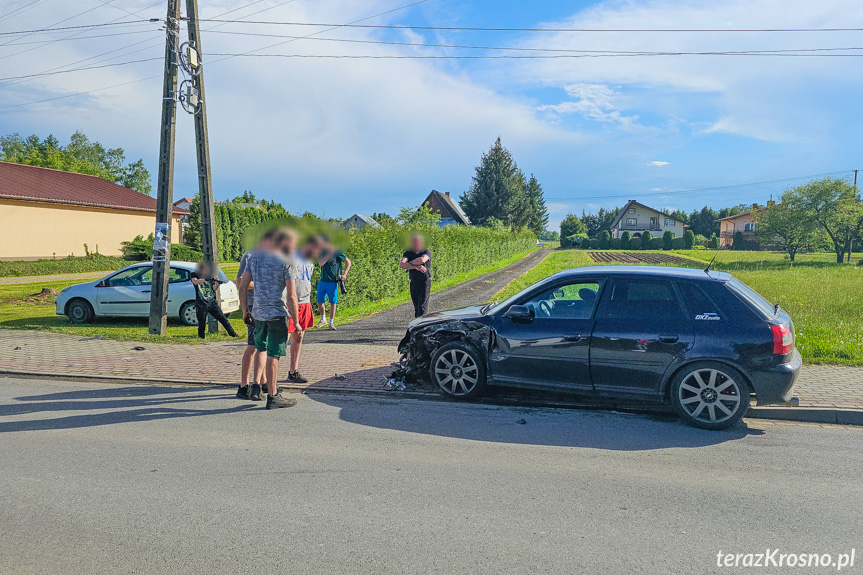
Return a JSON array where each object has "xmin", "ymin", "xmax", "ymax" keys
[
  {"xmin": 430, "ymin": 341, "xmax": 487, "ymax": 400},
  {"xmin": 180, "ymin": 301, "xmax": 198, "ymax": 326},
  {"xmin": 670, "ymin": 362, "xmax": 750, "ymax": 430},
  {"xmin": 66, "ymin": 298, "xmax": 94, "ymax": 324}
]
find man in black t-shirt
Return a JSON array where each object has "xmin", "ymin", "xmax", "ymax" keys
[
  {"xmin": 399, "ymin": 233, "xmax": 432, "ymax": 318},
  {"xmin": 191, "ymin": 262, "xmax": 239, "ymax": 339}
]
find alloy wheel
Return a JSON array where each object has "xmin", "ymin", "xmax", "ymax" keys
[
  {"xmin": 183, "ymin": 305, "xmax": 198, "ymax": 326},
  {"xmin": 677, "ymin": 368, "xmax": 743, "ymax": 425},
  {"xmin": 434, "ymin": 348, "xmax": 479, "ymax": 396}
]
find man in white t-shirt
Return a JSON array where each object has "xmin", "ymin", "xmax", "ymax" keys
[{"xmin": 285, "ymin": 235, "xmax": 322, "ymax": 384}]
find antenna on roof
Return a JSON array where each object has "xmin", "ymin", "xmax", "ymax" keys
[{"xmin": 704, "ymin": 251, "xmax": 719, "ymax": 275}]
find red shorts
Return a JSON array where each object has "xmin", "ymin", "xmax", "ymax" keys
[{"xmin": 288, "ymin": 303, "xmax": 315, "ymax": 332}]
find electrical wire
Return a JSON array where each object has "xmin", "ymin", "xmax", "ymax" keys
[
  {"xmin": 206, "ymin": 51, "xmax": 863, "ymax": 59},
  {"xmin": 0, "ymin": 0, "xmax": 49, "ymax": 24},
  {"xmin": 0, "ymin": 57, "xmax": 161, "ymax": 81},
  {"xmin": 0, "ymin": 19, "xmax": 150, "ymax": 36}
]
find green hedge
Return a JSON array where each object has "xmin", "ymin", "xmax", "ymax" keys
[
  {"xmin": 121, "ymin": 234, "xmax": 203, "ymax": 262},
  {"xmin": 329, "ymin": 226, "xmax": 536, "ymax": 308}
]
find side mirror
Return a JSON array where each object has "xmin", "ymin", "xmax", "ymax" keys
[
  {"xmin": 96, "ymin": 279, "xmax": 108, "ymax": 288},
  {"xmin": 505, "ymin": 304, "xmax": 534, "ymax": 322}
]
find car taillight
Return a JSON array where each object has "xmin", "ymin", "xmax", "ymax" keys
[{"xmin": 771, "ymin": 324, "xmax": 793, "ymax": 355}]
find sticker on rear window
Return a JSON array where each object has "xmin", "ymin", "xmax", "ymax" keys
[{"xmin": 695, "ymin": 313, "xmax": 721, "ymax": 321}]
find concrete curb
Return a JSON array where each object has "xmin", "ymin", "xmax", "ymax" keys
[{"xmin": 2, "ymin": 368, "xmax": 861, "ymax": 426}]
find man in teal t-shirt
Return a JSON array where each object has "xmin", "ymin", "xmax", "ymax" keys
[{"xmin": 316, "ymin": 240, "xmax": 351, "ymax": 330}]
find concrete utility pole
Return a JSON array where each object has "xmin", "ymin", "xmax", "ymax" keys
[
  {"xmin": 186, "ymin": 0, "xmax": 220, "ymax": 333},
  {"xmin": 148, "ymin": 0, "xmax": 182, "ymax": 335}
]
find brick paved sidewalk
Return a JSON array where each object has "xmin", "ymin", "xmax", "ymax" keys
[{"xmin": 1, "ymin": 329, "xmax": 861, "ymax": 414}]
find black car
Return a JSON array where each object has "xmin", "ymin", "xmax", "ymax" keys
[{"xmin": 396, "ymin": 266, "xmax": 801, "ymax": 430}]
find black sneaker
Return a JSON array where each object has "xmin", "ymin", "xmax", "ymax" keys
[
  {"xmin": 288, "ymin": 371, "xmax": 308, "ymax": 384},
  {"xmin": 236, "ymin": 385, "xmax": 250, "ymax": 399},
  {"xmin": 266, "ymin": 393, "xmax": 297, "ymax": 409},
  {"xmin": 249, "ymin": 383, "xmax": 262, "ymax": 401}
]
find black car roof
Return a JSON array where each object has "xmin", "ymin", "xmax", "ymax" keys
[{"xmin": 552, "ymin": 265, "xmax": 731, "ymax": 282}]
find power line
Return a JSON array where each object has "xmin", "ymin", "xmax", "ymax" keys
[
  {"xmin": 0, "ymin": 28, "xmax": 158, "ymax": 45},
  {"xmin": 545, "ymin": 171, "xmax": 855, "ymax": 201},
  {"xmin": 206, "ymin": 51, "xmax": 863, "ymax": 59},
  {"xmin": 0, "ymin": 0, "xmax": 49, "ymax": 23},
  {"xmin": 0, "ymin": 19, "xmax": 150, "ymax": 38},
  {"xmin": 0, "ymin": 57, "xmax": 161, "ymax": 81},
  {"xmin": 195, "ymin": 20, "xmax": 863, "ymax": 33}
]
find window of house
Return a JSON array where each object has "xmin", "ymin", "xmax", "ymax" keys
[
  {"xmin": 665, "ymin": 218, "xmax": 675, "ymax": 226},
  {"xmin": 629, "ymin": 208, "xmax": 635, "ymax": 213},
  {"xmin": 744, "ymin": 222, "xmax": 756, "ymax": 232},
  {"xmin": 625, "ymin": 218, "xmax": 637, "ymax": 226},
  {"xmin": 601, "ymin": 279, "xmax": 685, "ymax": 320}
]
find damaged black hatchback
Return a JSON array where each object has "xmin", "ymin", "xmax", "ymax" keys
[{"xmin": 395, "ymin": 266, "xmax": 801, "ymax": 430}]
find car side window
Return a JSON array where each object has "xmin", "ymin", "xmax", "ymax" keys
[
  {"xmin": 521, "ymin": 281, "xmax": 601, "ymax": 319},
  {"xmin": 601, "ymin": 279, "xmax": 685, "ymax": 320},
  {"xmin": 169, "ymin": 268, "xmax": 191, "ymax": 283},
  {"xmin": 678, "ymin": 282, "xmax": 723, "ymax": 321},
  {"xmin": 107, "ymin": 267, "xmax": 151, "ymax": 287}
]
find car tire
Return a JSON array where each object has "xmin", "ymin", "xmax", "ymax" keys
[
  {"xmin": 430, "ymin": 341, "xmax": 487, "ymax": 400},
  {"xmin": 180, "ymin": 301, "xmax": 198, "ymax": 326},
  {"xmin": 670, "ymin": 361, "xmax": 750, "ymax": 430},
  {"xmin": 66, "ymin": 298, "xmax": 94, "ymax": 324}
]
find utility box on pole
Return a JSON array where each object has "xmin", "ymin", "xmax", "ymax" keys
[
  {"xmin": 148, "ymin": 0, "xmax": 182, "ymax": 336},
  {"xmin": 186, "ymin": 0, "xmax": 220, "ymax": 333}
]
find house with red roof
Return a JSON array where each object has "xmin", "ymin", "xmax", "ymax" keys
[{"xmin": 0, "ymin": 161, "xmax": 188, "ymax": 260}]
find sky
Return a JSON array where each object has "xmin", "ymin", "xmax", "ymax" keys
[{"xmin": 1, "ymin": 0, "xmax": 862, "ymax": 228}]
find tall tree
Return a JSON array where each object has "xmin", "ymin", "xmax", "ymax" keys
[
  {"xmin": 524, "ymin": 174, "xmax": 549, "ymax": 235},
  {"xmin": 754, "ymin": 196, "xmax": 819, "ymax": 262},
  {"xmin": 687, "ymin": 206, "xmax": 719, "ymax": 237},
  {"xmin": 580, "ymin": 207, "xmax": 619, "ymax": 237},
  {"xmin": 560, "ymin": 213, "xmax": 588, "ymax": 247},
  {"xmin": 460, "ymin": 138, "xmax": 527, "ymax": 228},
  {"xmin": 788, "ymin": 177, "xmax": 863, "ymax": 263},
  {"xmin": 0, "ymin": 131, "xmax": 153, "ymax": 195}
]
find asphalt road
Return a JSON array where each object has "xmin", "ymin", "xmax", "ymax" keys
[
  {"xmin": 307, "ymin": 248, "xmax": 550, "ymax": 345},
  {"xmin": 1, "ymin": 376, "xmax": 861, "ymax": 575}
]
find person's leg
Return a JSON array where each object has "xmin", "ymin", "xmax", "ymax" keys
[
  {"xmin": 289, "ymin": 330, "xmax": 304, "ymax": 373},
  {"xmin": 265, "ymin": 319, "xmax": 289, "ymax": 396},
  {"xmin": 316, "ymin": 283, "xmax": 328, "ymax": 327},
  {"xmin": 329, "ymin": 303, "xmax": 337, "ymax": 324},
  {"xmin": 195, "ymin": 304, "xmax": 207, "ymax": 338},
  {"xmin": 208, "ymin": 303, "xmax": 238, "ymax": 337},
  {"xmin": 240, "ymin": 346, "xmax": 255, "ymax": 385},
  {"xmin": 253, "ymin": 349, "xmax": 266, "ymax": 383},
  {"xmin": 328, "ymin": 283, "xmax": 338, "ymax": 328},
  {"xmin": 420, "ymin": 280, "xmax": 431, "ymax": 316},
  {"xmin": 409, "ymin": 281, "xmax": 423, "ymax": 318},
  {"xmin": 265, "ymin": 356, "xmax": 280, "ymax": 396}
]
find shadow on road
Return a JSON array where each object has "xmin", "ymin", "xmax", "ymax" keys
[
  {"xmin": 308, "ymin": 392, "xmax": 763, "ymax": 451},
  {"xmin": 0, "ymin": 385, "xmax": 253, "ymax": 432}
]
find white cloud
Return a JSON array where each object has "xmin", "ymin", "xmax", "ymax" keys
[
  {"xmin": 649, "ymin": 161, "xmax": 670, "ymax": 167},
  {"xmin": 538, "ymin": 83, "xmax": 639, "ymax": 128}
]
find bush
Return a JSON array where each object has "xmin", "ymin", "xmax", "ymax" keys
[
  {"xmin": 621, "ymin": 231, "xmax": 631, "ymax": 249},
  {"xmin": 589, "ymin": 238, "xmax": 600, "ymax": 249},
  {"xmin": 695, "ymin": 234, "xmax": 708, "ymax": 247},
  {"xmin": 334, "ymin": 226, "xmax": 536, "ymax": 308},
  {"xmin": 662, "ymin": 230, "xmax": 673, "ymax": 251},
  {"xmin": 610, "ymin": 237, "xmax": 622, "ymax": 249},
  {"xmin": 733, "ymin": 231, "xmax": 745, "ymax": 250},
  {"xmin": 650, "ymin": 237, "xmax": 664, "ymax": 250},
  {"xmin": 630, "ymin": 237, "xmax": 642, "ymax": 250},
  {"xmin": 579, "ymin": 240, "xmax": 592, "ymax": 249},
  {"xmin": 0, "ymin": 254, "xmax": 127, "ymax": 278},
  {"xmin": 708, "ymin": 234, "xmax": 719, "ymax": 249},
  {"xmin": 599, "ymin": 230, "xmax": 611, "ymax": 249},
  {"xmin": 566, "ymin": 233, "xmax": 589, "ymax": 249},
  {"xmin": 122, "ymin": 234, "xmax": 204, "ymax": 262},
  {"xmin": 641, "ymin": 231, "xmax": 653, "ymax": 248},
  {"xmin": 671, "ymin": 237, "xmax": 685, "ymax": 250},
  {"xmin": 684, "ymin": 229, "xmax": 695, "ymax": 249}
]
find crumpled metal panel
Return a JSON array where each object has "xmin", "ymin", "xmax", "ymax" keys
[{"xmin": 391, "ymin": 320, "xmax": 493, "ymax": 383}]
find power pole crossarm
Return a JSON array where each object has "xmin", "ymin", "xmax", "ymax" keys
[{"xmin": 148, "ymin": 0, "xmax": 181, "ymax": 336}]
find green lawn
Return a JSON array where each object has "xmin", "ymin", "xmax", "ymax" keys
[
  {"xmin": 0, "ymin": 251, "xmax": 534, "ymax": 345},
  {"xmin": 492, "ymin": 249, "xmax": 863, "ymax": 366}
]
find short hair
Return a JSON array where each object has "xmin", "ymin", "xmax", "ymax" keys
[
  {"xmin": 262, "ymin": 230, "xmax": 276, "ymax": 241},
  {"xmin": 305, "ymin": 234, "xmax": 321, "ymax": 246}
]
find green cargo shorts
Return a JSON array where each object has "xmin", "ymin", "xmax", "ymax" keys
[{"xmin": 254, "ymin": 318, "xmax": 289, "ymax": 358}]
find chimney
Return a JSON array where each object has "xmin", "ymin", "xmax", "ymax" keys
[
  {"xmin": 752, "ymin": 203, "xmax": 758, "ymax": 210},
  {"xmin": 767, "ymin": 200, "xmax": 776, "ymax": 207},
  {"xmin": 445, "ymin": 191, "xmax": 450, "ymax": 197}
]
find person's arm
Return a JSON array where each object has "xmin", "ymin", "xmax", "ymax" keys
[
  {"xmin": 398, "ymin": 257, "xmax": 413, "ymax": 270},
  {"xmin": 340, "ymin": 256, "xmax": 351, "ymax": 280},
  {"xmin": 285, "ymin": 279, "xmax": 301, "ymax": 332},
  {"xmin": 238, "ymin": 271, "xmax": 253, "ymax": 324},
  {"xmin": 409, "ymin": 253, "xmax": 430, "ymax": 266}
]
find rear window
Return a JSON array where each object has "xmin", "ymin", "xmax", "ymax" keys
[
  {"xmin": 726, "ymin": 278, "xmax": 775, "ymax": 318},
  {"xmin": 678, "ymin": 282, "xmax": 723, "ymax": 320}
]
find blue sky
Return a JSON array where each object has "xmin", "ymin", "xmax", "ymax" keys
[{"xmin": 1, "ymin": 0, "xmax": 861, "ymax": 228}]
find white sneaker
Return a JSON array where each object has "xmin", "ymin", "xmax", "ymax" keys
[
  {"xmin": 316, "ymin": 319, "xmax": 327, "ymax": 328},
  {"xmin": 328, "ymin": 321, "xmax": 336, "ymax": 331}
]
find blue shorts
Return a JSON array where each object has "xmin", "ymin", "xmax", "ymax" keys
[{"xmin": 317, "ymin": 281, "xmax": 338, "ymax": 304}]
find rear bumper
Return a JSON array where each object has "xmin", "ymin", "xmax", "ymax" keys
[
  {"xmin": 220, "ymin": 297, "xmax": 240, "ymax": 314},
  {"xmin": 750, "ymin": 349, "xmax": 802, "ymax": 405}
]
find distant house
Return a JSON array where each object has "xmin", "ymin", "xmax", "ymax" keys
[
  {"xmin": 421, "ymin": 190, "xmax": 471, "ymax": 227},
  {"xmin": 173, "ymin": 197, "xmax": 194, "ymax": 212},
  {"xmin": 0, "ymin": 161, "xmax": 187, "ymax": 260},
  {"xmin": 609, "ymin": 200, "xmax": 685, "ymax": 239},
  {"xmin": 342, "ymin": 214, "xmax": 381, "ymax": 230},
  {"xmin": 717, "ymin": 201, "xmax": 773, "ymax": 248}
]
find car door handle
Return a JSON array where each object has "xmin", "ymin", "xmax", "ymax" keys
[
  {"xmin": 659, "ymin": 335, "xmax": 679, "ymax": 343},
  {"xmin": 563, "ymin": 334, "xmax": 582, "ymax": 342},
  {"xmin": 141, "ymin": 290, "xmax": 151, "ymax": 293}
]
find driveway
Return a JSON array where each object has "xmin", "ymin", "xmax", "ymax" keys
[{"xmin": 307, "ymin": 248, "xmax": 550, "ymax": 345}]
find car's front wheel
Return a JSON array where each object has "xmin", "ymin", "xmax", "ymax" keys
[
  {"xmin": 430, "ymin": 341, "xmax": 487, "ymax": 400},
  {"xmin": 180, "ymin": 301, "xmax": 198, "ymax": 326},
  {"xmin": 670, "ymin": 362, "xmax": 750, "ymax": 430},
  {"xmin": 66, "ymin": 298, "xmax": 94, "ymax": 324}
]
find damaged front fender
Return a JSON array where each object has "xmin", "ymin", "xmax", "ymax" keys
[{"xmin": 392, "ymin": 320, "xmax": 493, "ymax": 383}]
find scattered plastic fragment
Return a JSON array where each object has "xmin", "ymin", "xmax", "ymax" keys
[
  {"xmin": 334, "ymin": 373, "xmax": 347, "ymax": 380},
  {"xmin": 132, "ymin": 346, "xmax": 146, "ymax": 351},
  {"xmin": 516, "ymin": 419, "xmax": 527, "ymax": 425}
]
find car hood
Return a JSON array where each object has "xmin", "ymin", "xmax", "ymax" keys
[
  {"xmin": 408, "ymin": 305, "xmax": 487, "ymax": 330},
  {"xmin": 60, "ymin": 279, "xmax": 101, "ymax": 294}
]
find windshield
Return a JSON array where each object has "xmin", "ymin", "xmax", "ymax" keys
[{"xmin": 484, "ymin": 276, "xmax": 556, "ymax": 314}]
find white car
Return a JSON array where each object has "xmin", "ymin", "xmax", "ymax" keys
[{"xmin": 55, "ymin": 261, "xmax": 240, "ymax": 325}]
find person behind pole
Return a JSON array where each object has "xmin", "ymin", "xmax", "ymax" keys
[
  {"xmin": 315, "ymin": 236, "xmax": 350, "ymax": 330},
  {"xmin": 191, "ymin": 262, "xmax": 239, "ymax": 340},
  {"xmin": 399, "ymin": 233, "xmax": 432, "ymax": 318},
  {"xmin": 235, "ymin": 230, "xmax": 274, "ymax": 401},
  {"xmin": 238, "ymin": 230, "xmax": 300, "ymax": 410},
  {"xmin": 285, "ymin": 235, "xmax": 321, "ymax": 384}
]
